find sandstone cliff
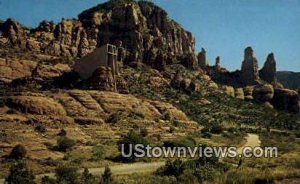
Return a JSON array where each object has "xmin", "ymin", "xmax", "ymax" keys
[{"xmin": 0, "ymin": 0, "xmax": 197, "ymax": 69}]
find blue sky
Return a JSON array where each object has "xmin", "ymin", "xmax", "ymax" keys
[{"xmin": 0, "ymin": 0, "xmax": 299, "ymax": 72}]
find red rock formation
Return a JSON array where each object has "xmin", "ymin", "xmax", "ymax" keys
[
  {"xmin": 260, "ymin": 53, "xmax": 276, "ymax": 83},
  {"xmin": 240, "ymin": 47, "xmax": 260, "ymax": 85},
  {"xmin": 0, "ymin": 1, "xmax": 197, "ymax": 69}
]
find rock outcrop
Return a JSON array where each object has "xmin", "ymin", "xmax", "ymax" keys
[
  {"xmin": 235, "ymin": 88, "xmax": 244, "ymax": 100},
  {"xmin": 222, "ymin": 85, "xmax": 235, "ymax": 97},
  {"xmin": 253, "ymin": 84, "xmax": 274, "ymax": 103},
  {"xmin": 88, "ymin": 67, "xmax": 115, "ymax": 91},
  {"xmin": 243, "ymin": 86, "xmax": 254, "ymax": 101},
  {"xmin": 0, "ymin": 1, "xmax": 196, "ymax": 69},
  {"xmin": 260, "ymin": 53, "xmax": 276, "ymax": 83},
  {"xmin": 272, "ymin": 88, "xmax": 300, "ymax": 113},
  {"xmin": 6, "ymin": 94, "xmax": 67, "ymax": 116},
  {"xmin": 215, "ymin": 56, "xmax": 221, "ymax": 72},
  {"xmin": 0, "ymin": 58, "xmax": 37, "ymax": 81},
  {"xmin": 240, "ymin": 47, "xmax": 260, "ymax": 85},
  {"xmin": 31, "ymin": 63, "xmax": 71, "ymax": 80},
  {"xmin": 197, "ymin": 48, "xmax": 207, "ymax": 69}
]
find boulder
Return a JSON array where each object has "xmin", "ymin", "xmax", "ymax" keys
[
  {"xmin": 253, "ymin": 84, "xmax": 274, "ymax": 103},
  {"xmin": 171, "ymin": 72, "xmax": 183, "ymax": 89},
  {"xmin": 235, "ymin": 88, "xmax": 244, "ymax": 100},
  {"xmin": 32, "ymin": 63, "xmax": 71, "ymax": 79},
  {"xmin": 272, "ymin": 88, "xmax": 299, "ymax": 113},
  {"xmin": 88, "ymin": 66, "xmax": 115, "ymax": 91},
  {"xmin": 5, "ymin": 95, "xmax": 66, "ymax": 116},
  {"xmin": 243, "ymin": 86, "xmax": 254, "ymax": 100},
  {"xmin": 222, "ymin": 85, "xmax": 235, "ymax": 97}
]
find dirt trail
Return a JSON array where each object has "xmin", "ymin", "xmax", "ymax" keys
[{"xmin": 236, "ymin": 133, "xmax": 261, "ymax": 154}]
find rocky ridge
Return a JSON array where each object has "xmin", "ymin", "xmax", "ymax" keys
[{"xmin": 0, "ymin": 0, "xmax": 197, "ymax": 68}]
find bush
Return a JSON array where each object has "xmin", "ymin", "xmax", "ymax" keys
[
  {"xmin": 128, "ymin": 111, "xmax": 145, "ymax": 119},
  {"xmin": 202, "ymin": 132, "xmax": 212, "ymax": 138},
  {"xmin": 6, "ymin": 162, "xmax": 35, "ymax": 184},
  {"xmin": 35, "ymin": 125, "xmax": 47, "ymax": 133},
  {"xmin": 159, "ymin": 159, "xmax": 185, "ymax": 177},
  {"xmin": 57, "ymin": 129, "xmax": 67, "ymax": 136},
  {"xmin": 105, "ymin": 112, "xmax": 122, "ymax": 124},
  {"xmin": 41, "ymin": 176, "xmax": 56, "ymax": 184},
  {"xmin": 92, "ymin": 145, "xmax": 105, "ymax": 161},
  {"xmin": 56, "ymin": 136, "xmax": 76, "ymax": 152},
  {"xmin": 118, "ymin": 130, "xmax": 149, "ymax": 162},
  {"xmin": 9, "ymin": 144, "xmax": 27, "ymax": 160},
  {"xmin": 55, "ymin": 165, "xmax": 78, "ymax": 184},
  {"xmin": 140, "ymin": 128, "xmax": 148, "ymax": 137},
  {"xmin": 100, "ymin": 167, "xmax": 113, "ymax": 184},
  {"xmin": 81, "ymin": 168, "xmax": 97, "ymax": 184},
  {"xmin": 193, "ymin": 166, "xmax": 217, "ymax": 183},
  {"xmin": 163, "ymin": 136, "xmax": 196, "ymax": 148},
  {"xmin": 210, "ymin": 124, "xmax": 224, "ymax": 134}
]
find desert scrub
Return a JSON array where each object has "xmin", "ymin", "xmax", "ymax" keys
[
  {"xmin": 92, "ymin": 145, "xmax": 105, "ymax": 161},
  {"xmin": 105, "ymin": 111, "xmax": 122, "ymax": 124},
  {"xmin": 56, "ymin": 136, "xmax": 76, "ymax": 152},
  {"xmin": 118, "ymin": 130, "xmax": 149, "ymax": 162},
  {"xmin": 9, "ymin": 144, "xmax": 27, "ymax": 160}
]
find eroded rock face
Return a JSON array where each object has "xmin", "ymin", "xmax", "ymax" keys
[
  {"xmin": 222, "ymin": 85, "xmax": 235, "ymax": 97},
  {"xmin": 5, "ymin": 95, "xmax": 66, "ymax": 116},
  {"xmin": 273, "ymin": 88, "xmax": 300, "ymax": 113},
  {"xmin": 260, "ymin": 53, "xmax": 276, "ymax": 83},
  {"xmin": 240, "ymin": 47, "xmax": 260, "ymax": 85},
  {"xmin": 243, "ymin": 86, "xmax": 254, "ymax": 101},
  {"xmin": 0, "ymin": 58, "xmax": 37, "ymax": 81},
  {"xmin": 235, "ymin": 88, "xmax": 244, "ymax": 100},
  {"xmin": 253, "ymin": 84, "xmax": 274, "ymax": 103},
  {"xmin": 32, "ymin": 63, "xmax": 71, "ymax": 80},
  {"xmin": 0, "ymin": 19, "xmax": 27, "ymax": 47},
  {"xmin": 0, "ymin": 1, "xmax": 196, "ymax": 69},
  {"xmin": 88, "ymin": 66, "xmax": 115, "ymax": 91}
]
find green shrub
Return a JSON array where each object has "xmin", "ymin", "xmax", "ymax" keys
[
  {"xmin": 56, "ymin": 136, "xmax": 76, "ymax": 152},
  {"xmin": 193, "ymin": 166, "xmax": 217, "ymax": 183},
  {"xmin": 118, "ymin": 130, "xmax": 149, "ymax": 162},
  {"xmin": 9, "ymin": 144, "xmax": 27, "ymax": 160},
  {"xmin": 129, "ymin": 111, "xmax": 145, "ymax": 119},
  {"xmin": 55, "ymin": 165, "xmax": 78, "ymax": 184},
  {"xmin": 177, "ymin": 169, "xmax": 198, "ymax": 184},
  {"xmin": 35, "ymin": 125, "xmax": 47, "ymax": 133},
  {"xmin": 6, "ymin": 162, "xmax": 35, "ymax": 184},
  {"xmin": 159, "ymin": 159, "xmax": 185, "ymax": 177},
  {"xmin": 57, "ymin": 129, "xmax": 67, "ymax": 136},
  {"xmin": 106, "ymin": 112, "xmax": 122, "ymax": 124},
  {"xmin": 140, "ymin": 128, "xmax": 148, "ymax": 137},
  {"xmin": 163, "ymin": 136, "xmax": 196, "ymax": 148},
  {"xmin": 92, "ymin": 145, "xmax": 105, "ymax": 161},
  {"xmin": 100, "ymin": 167, "xmax": 113, "ymax": 184},
  {"xmin": 202, "ymin": 132, "xmax": 212, "ymax": 138},
  {"xmin": 81, "ymin": 168, "xmax": 97, "ymax": 184},
  {"xmin": 41, "ymin": 176, "xmax": 56, "ymax": 184},
  {"xmin": 210, "ymin": 124, "xmax": 224, "ymax": 134}
]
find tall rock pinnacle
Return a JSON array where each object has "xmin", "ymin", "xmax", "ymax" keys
[
  {"xmin": 197, "ymin": 48, "xmax": 207, "ymax": 69},
  {"xmin": 259, "ymin": 53, "xmax": 276, "ymax": 83},
  {"xmin": 240, "ymin": 47, "xmax": 260, "ymax": 85}
]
